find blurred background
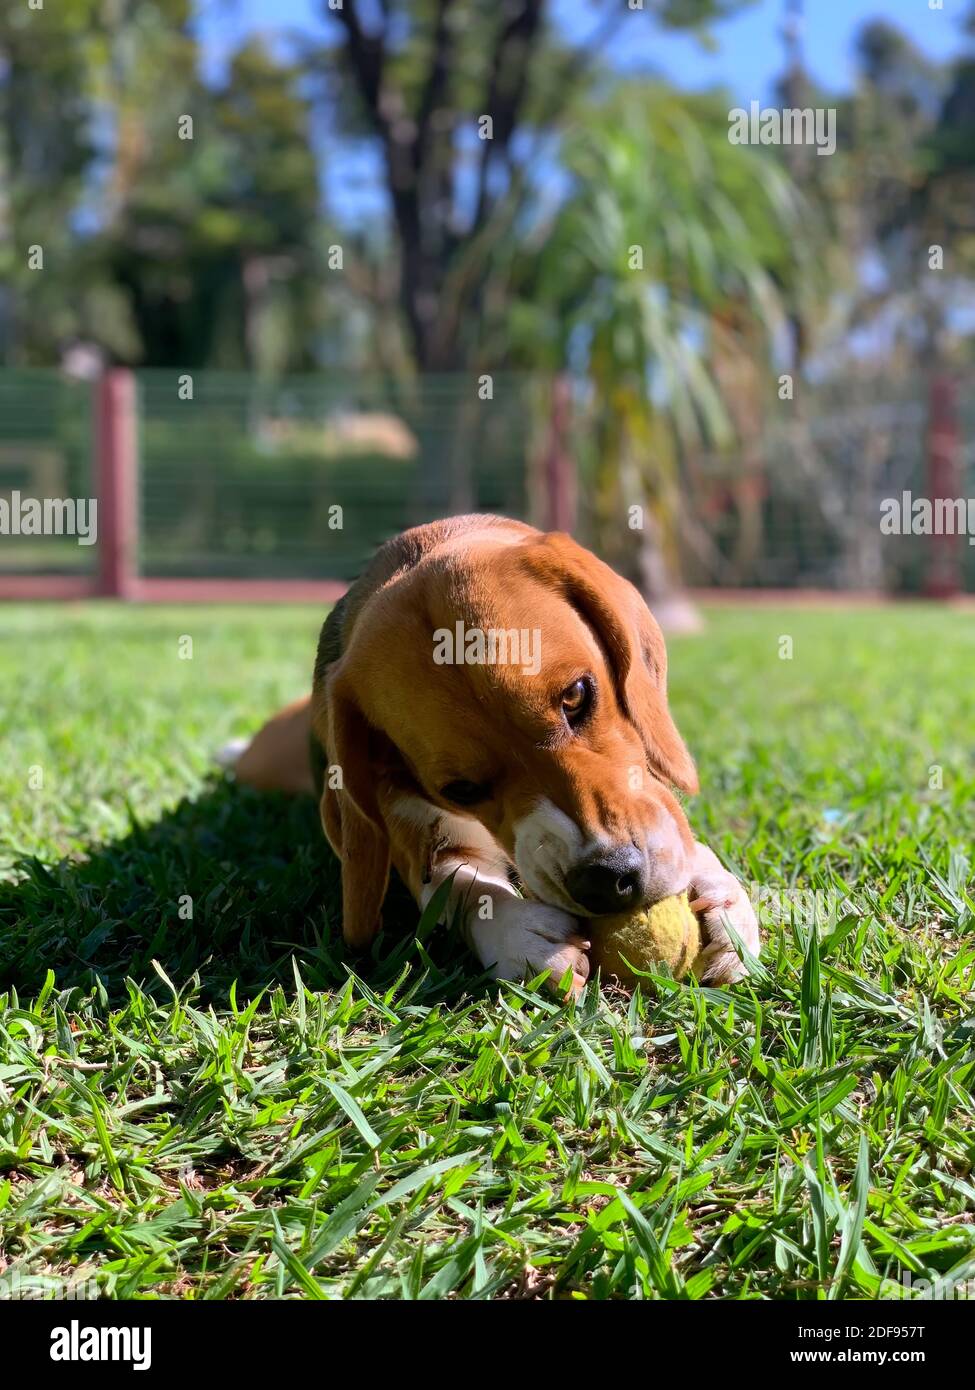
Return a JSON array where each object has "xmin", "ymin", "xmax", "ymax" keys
[{"xmin": 1, "ymin": 0, "xmax": 974, "ymax": 613}]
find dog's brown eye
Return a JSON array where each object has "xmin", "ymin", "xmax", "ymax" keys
[
  {"xmin": 561, "ymin": 676, "xmax": 593, "ymax": 725},
  {"xmin": 441, "ymin": 779, "xmax": 491, "ymax": 807}
]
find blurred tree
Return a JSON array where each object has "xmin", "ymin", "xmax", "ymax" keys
[
  {"xmin": 318, "ymin": 0, "xmax": 759, "ymax": 372},
  {"xmin": 100, "ymin": 35, "xmax": 322, "ymax": 370},
  {"xmin": 917, "ymin": 18, "xmax": 975, "ymax": 305},
  {"xmin": 317, "ymin": 0, "xmax": 766, "ymax": 544},
  {"xmin": 767, "ymin": 18, "xmax": 966, "ymax": 590},
  {"xmin": 498, "ymin": 83, "xmax": 811, "ymax": 614},
  {"xmin": 0, "ymin": 1, "xmax": 324, "ymax": 370},
  {"xmin": 0, "ymin": 0, "xmax": 106, "ymax": 361},
  {"xmin": 796, "ymin": 19, "xmax": 950, "ymax": 363}
]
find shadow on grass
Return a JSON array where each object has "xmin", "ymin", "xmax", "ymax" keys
[{"xmin": 0, "ymin": 779, "xmax": 482, "ymax": 1007}]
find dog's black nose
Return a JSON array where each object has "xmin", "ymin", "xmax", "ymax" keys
[{"xmin": 565, "ymin": 846, "xmax": 646, "ymax": 916}]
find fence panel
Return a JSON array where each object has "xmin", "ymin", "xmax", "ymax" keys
[
  {"xmin": 136, "ymin": 372, "xmax": 547, "ymax": 581},
  {"xmin": 0, "ymin": 371, "xmax": 95, "ymax": 578},
  {"xmin": 1, "ymin": 367, "xmax": 972, "ymax": 597},
  {"xmin": 675, "ymin": 381, "xmax": 974, "ymax": 592}
]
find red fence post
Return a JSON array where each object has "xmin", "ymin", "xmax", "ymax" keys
[
  {"xmin": 923, "ymin": 374, "xmax": 961, "ymax": 598},
  {"xmin": 95, "ymin": 369, "xmax": 139, "ymax": 599}
]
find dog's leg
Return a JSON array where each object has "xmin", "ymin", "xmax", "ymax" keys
[
  {"xmin": 687, "ymin": 842, "xmax": 761, "ymax": 983},
  {"xmin": 383, "ymin": 791, "xmax": 591, "ymax": 996},
  {"xmin": 218, "ymin": 695, "xmax": 315, "ymax": 795}
]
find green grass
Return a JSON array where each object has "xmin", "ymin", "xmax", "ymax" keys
[{"xmin": 1, "ymin": 601, "xmax": 974, "ymax": 1301}]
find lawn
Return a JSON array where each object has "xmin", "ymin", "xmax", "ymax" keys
[{"xmin": 1, "ymin": 601, "xmax": 973, "ymax": 1301}]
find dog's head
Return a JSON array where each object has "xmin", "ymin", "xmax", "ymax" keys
[{"xmin": 317, "ymin": 528, "xmax": 697, "ymax": 934}]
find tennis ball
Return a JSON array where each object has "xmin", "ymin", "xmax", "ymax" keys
[{"xmin": 589, "ymin": 891, "xmax": 703, "ymax": 985}]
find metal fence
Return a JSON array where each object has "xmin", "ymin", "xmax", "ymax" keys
[
  {"xmin": 0, "ymin": 370, "xmax": 95, "ymax": 579},
  {"xmin": 678, "ymin": 381, "xmax": 975, "ymax": 593},
  {"xmin": 137, "ymin": 371, "xmax": 540, "ymax": 581},
  {"xmin": 0, "ymin": 367, "xmax": 972, "ymax": 597}
]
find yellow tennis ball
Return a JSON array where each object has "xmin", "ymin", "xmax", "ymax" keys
[{"xmin": 589, "ymin": 891, "xmax": 703, "ymax": 985}]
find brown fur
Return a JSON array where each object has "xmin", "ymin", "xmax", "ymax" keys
[{"xmin": 236, "ymin": 516, "xmax": 698, "ymax": 953}]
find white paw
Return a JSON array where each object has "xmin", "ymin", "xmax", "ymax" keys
[
  {"xmin": 470, "ymin": 898, "xmax": 590, "ymax": 996},
  {"xmin": 688, "ymin": 850, "xmax": 761, "ymax": 985},
  {"xmin": 214, "ymin": 736, "xmax": 250, "ymax": 772}
]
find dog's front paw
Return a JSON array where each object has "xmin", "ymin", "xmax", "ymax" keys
[
  {"xmin": 470, "ymin": 898, "xmax": 590, "ymax": 996},
  {"xmin": 687, "ymin": 844, "xmax": 760, "ymax": 984}
]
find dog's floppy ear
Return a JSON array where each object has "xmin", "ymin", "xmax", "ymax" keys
[
  {"xmin": 528, "ymin": 531, "xmax": 699, "ymax": 795},
  {"xmin": 315, "ymin": 665, "xmax": 391, "ymax": 949}
]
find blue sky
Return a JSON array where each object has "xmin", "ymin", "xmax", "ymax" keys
[
  {"xmin": 193, "ymin": 0, "xmax": 971, "ymax": 226},
  {"xmin": 196, "ymin": 0, "xmax": 970, "ymax": 99}
]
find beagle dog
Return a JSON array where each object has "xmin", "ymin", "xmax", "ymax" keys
[{"xmin": 226, "ymin": 515, "xmax": 760, "ymax": 993}]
